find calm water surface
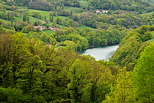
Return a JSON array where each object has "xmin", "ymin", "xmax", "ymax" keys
[{"xmin": 81, "ymin": 45, "xmax": 119, "ymax": 61}]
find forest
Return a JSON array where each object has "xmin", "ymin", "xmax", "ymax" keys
[{"xmin": 0, "ymin": 0, "xmax": 154, "ymax": 103}]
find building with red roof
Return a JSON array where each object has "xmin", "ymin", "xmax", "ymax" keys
[
  {"xmin": 49, "ymin": 27, "xmax": 59, "ymax": 31},
  {"xmin": 33, "ymin": 25, "xmax": 45, "ymax": 30}
]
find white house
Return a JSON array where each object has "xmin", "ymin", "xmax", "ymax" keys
[{"xmin": 96, "ymin": 10, "xmax": 108, "ymax": 14}]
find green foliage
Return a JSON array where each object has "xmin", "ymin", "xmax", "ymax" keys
[
  {"xmin": 68, "ymin": 59, "xmax": 92, "ymax": 103},
  {"xmin": 103, "ymin": 68, "xmax": 135, "ymax": 103},
  {"xmin": 133, "ymin": 44, "xmax": 154, "ymax": 103},
  {"xmin": 0, "ymin": 87, "xmax": 46, "ymax": 103},
  {"xmin": 4, "ymin": 0, "xmax": 154, "ymax": 13},
  {"xmin": 0, "ymin": 32, "xmax": 114, "ymax": 103},
  {"xmin": 23, "ymin": 14, "xmax": 29, "ymax": 22},
  {"xmin": 31, "ymin": 12, "xmax": 42, "ymax": 19},
  {"xmin": 22, "ymin": 26, "xmax": 33, "ymax": 33},
  {"xmin": 60, "ymin": 40, "xmax": 77, "ymax": 51},
  {"xmin": 0, "ymin": 87, "xmax": 31, "ymax": 103},
  {"xmin": 89, "ymin": 0, "xmax": 154, "ymax": 13},
  {"xmin": 55, "ymin": 27, "xmax": 123, "ymax": 51},
  {"xmin": 111, "ymin": 25, "xmax": 153, "ymax": 69},
  {"xmin": 0, "ymin": 0, "xmax": 154, "ymax": 102},
  {"xmin": 71, "ymin": 12, "xmax": 154, "ymax": 29}
]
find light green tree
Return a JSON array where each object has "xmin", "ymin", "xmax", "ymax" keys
[
  {"xmin": 67, "ymin": 59, "xmax": 92, "ymax": 103},
  {"xmin": 103, "ymin": 68, "xmax": 135, "ymax": 103},
  {"xmin": 133, "ymin": 44, "xmax": 154, "ymax": 103}
]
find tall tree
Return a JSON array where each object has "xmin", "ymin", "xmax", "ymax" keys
[
  {"xmin": 133, "ymin": 44, "xmax": 154, "ymax": 103},
  {"xmin": 103, "ymin": 68, "xmax": 135, "ymax": 103},
  {"xmin": 68, "ymin": 59, "xmax": 92, "ymax": 103}
]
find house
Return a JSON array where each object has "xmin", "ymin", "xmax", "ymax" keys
[
  {"xmin": 96, "ymin": 10, "xmax": 101, "ymax": 13},
  {"xmin": 33, "ymin": 25, "xmax": 45, "ymax": 30},
  {"xmin": 96, "ymin": 10, "xmax": 108, "ymax": 14},
  {"xmin": 102, "ymin": 10, "xmax": 108, "ymax": 13},
  {"xmin": 49, "ymin": 27, "xmax": 59, "ymax": 31}
]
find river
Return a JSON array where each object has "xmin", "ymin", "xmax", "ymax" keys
[{"xmin": 81, "ymin": 45, "xmax": 119, "ymax": 61}]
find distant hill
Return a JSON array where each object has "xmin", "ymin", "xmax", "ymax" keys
[{"xmin": 2, "ymin": 0, "xmax": 154, "ymax": 12}]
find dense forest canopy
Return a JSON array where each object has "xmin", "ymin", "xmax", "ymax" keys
[
  {"xmin": 0, "ymin": 25, "xmax": 154, "ymax": 103},
  {"xmin": 0, "ymin": 0, "xmax": 154, "ymax": 103}
]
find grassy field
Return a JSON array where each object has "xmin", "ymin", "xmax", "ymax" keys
[
  {"xmin": 27, "ymin": 9, "xmax": 69, "ymax": 25},
  {"xmin": 64, "ymin": 7, "xmax": 84, "ymax": 13},
  {"xmin": 0, "ymin": 7, "xmax": 102, "ymax": 30},
  {"xmin": 28, "ymin": 9, "xmax": 68, "ymax": 18},
  {"xmin": 0, "ymin": 6, "xmax": 93, "ymax": 29},
  {"xmin": 28, "ymin": 9, "xmax": 50, "ymax": 17},
  {"xmin": 42, "ymin": 30, "xmax": 55, "ymax": 35},
  {"xmin": 0, "ymin": 8, "xmax": 70, "ymax": 24},
  {"xmin": 77, "ymin": 25, "xmax": 94, "ymax": 29}
]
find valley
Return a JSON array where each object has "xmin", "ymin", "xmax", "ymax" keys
[{"xmin": 0, "ymin": 0, "xmax": 154, "ymax": 103}]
